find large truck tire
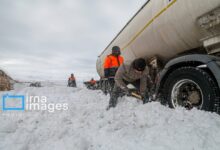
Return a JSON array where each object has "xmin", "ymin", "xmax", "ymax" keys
[{"xmin": 163, "ymin": 66, "xmax": 220, "ymax": 112}]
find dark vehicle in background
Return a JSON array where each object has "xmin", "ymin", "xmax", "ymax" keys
[
  {"xmin": 30, "ymin": 82, "xmax": 41, "ymax": 87},
  {"xmin": 84, "ymin": 80, "xmax": 100, "ymax": 90}
]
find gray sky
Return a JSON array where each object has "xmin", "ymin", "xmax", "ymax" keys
[{"xmin": 0, "ymin": 0, "xmax": 146, "ymax": 81}]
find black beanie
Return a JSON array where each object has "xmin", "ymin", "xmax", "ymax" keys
[
  {"xmin": 112, "ymin": 46, "xmax": 121, "ymax": 55},
  {"xmin": 133, "ymin": 58, "xmax": 146, "ymax": 71}
]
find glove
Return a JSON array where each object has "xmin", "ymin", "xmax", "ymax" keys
[
  {"xmin": 141, "ymin": 93, "xmax": 149, "ymax": 104},
  {"xmin": 121, "ymin": 87, "xmax": 131, "ymax": 96}
]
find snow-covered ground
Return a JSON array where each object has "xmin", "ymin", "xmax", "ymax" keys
[{"xmin": 0, "ymin": 82, "xmax": 220, "ymax": 150}]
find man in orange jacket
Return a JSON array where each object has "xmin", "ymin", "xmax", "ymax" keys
[
  {"xmin": 103, "ymin": 46, "xmax": 124, "ymax": 92},
  {"xmin": 89, "ymin": 78, "xmax": 96, "ymax": 85}
]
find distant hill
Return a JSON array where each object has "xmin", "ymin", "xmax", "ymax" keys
[{"xmin": 0, "ymin": 69, "xmax": 13, "ymax": 91}]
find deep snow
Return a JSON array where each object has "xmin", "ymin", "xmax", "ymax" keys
[{"xmin": 0, "ymin": 82, "xmax": 220, "ymax": 150}]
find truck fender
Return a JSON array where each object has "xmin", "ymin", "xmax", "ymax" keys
[{"xmin": 156, "ymin": 54, "xmax": 220, "ymax": 94}]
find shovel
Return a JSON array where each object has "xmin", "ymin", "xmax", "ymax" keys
[
  {"xmin": 130, "ymin": 92, "xmax": 143, "ymax": 100},
  {"xmin": 126, "ymin": 84, "xmax": 142, "ymax": 100}
]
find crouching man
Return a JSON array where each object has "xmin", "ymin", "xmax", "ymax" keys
[{"xmin": 107, "ymin": 58, "xmax": 149, "ymax": 110}]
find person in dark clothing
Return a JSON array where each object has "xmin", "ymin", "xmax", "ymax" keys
[{"xmin": 68, "ymin": 73, "xmax": 77, "ymax": 87}]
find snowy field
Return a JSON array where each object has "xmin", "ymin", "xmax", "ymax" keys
[{"xmin": 0, "ymin": 82, "xmax": 220, "ymax": 150}]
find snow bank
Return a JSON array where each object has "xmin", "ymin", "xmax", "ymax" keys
[{"xmin": 0, "ymin": 82, "xmax": 220, "ymax": 150}]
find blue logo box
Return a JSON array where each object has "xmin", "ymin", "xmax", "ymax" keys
[{"xmin": 2, "ymin": 95, "xmax": 25, "ymax": 111}]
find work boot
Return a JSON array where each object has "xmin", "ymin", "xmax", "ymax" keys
[
  {"xmin": 142, "ymin": 94, "xmax": 149, "ymax": 104},
  {"xmin": 106, "ymin": 95, "xmax": 118, "ymax": 110},
  {"xmin": 106, "ymin": 103, "xmax": 115, "ymax": 111},
  {"xmin": 104, "ymin": 90, "xmax": 108, "ymax": 95},
  {"xmin": 106, "ymin": 105, "xmax": 112, "ymax": 111},
  {"xmin": 143, "ymin": 98, "xmax": 149, "ymax": 104}
]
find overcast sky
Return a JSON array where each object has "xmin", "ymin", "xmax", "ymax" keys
[{"xmin": 0, "ymin": 0, "xmax": 146, "ymax": 81}]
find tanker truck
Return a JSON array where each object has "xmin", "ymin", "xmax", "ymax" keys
[{"xmin": 96, "ymin": 0, "xmax": 220, "ymax": 113}]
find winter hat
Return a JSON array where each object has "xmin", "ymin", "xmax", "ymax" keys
[
  {"xmin": 133, "ymin": 58, "xmax": 146, "ymax": 71},
  {"xmin": 112, "ymin": 46, "xmax": 121, "ymax": 56}
]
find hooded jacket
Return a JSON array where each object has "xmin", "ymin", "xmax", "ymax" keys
[{"xmin": 114, "ymin": 61, "xmax": 149, "ymax": 95}]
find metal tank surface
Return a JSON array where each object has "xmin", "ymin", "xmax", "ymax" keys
[{"xmin": 96, "ymin": 0, "xmax": 220, "ymax": 77}]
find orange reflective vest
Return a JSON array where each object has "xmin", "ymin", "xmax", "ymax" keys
[
  {"xmin": 103, "ymin": 55, "xmax": 124, "ymax": 77},
  {"xmin": 69, "ymin": 77, "xmax": 75, "ymax": 81},
  {"xmin": 90, "ymin": 79, "xmax": 96, "ymax": 85}
]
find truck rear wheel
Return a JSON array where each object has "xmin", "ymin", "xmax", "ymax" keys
[{"xmin": 163, "ymin": 67, "xmax": 219, "ymax": 111}]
